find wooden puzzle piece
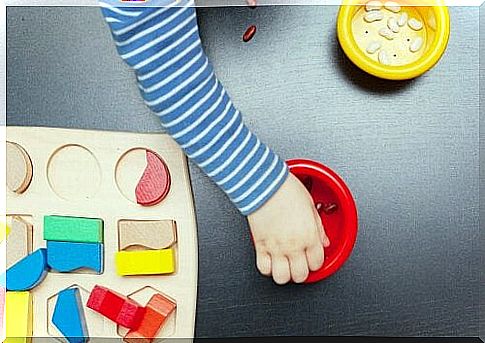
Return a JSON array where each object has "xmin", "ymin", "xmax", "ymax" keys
[
  {"xmin": 52, "ymin": 287, "xmax": 88, "ymax": 343},
  {"xmin": 6, "ymin": 141, "xmax": 33, "ymax": 194},
  {"xmin": 87, "ymin": 285, "xmax": 145, "ymax": 329},
  {"xmin": 118, "ymin": 220, "xmax": 176, "ymax": 251},
  {"xmin": 2, "ymin": 221, "xmax": 10, "ymax": 243},
  {"xmin": 47, "ymin": 241, "xmax": 104, "ymax": 274},
  {"xmin": 6, "ymin": 216, "xmax": 33, "ymax": 269},
  {"xmin": 44, "ymin": 216, "xmax": 103, "ymax": 243},
  {"xmin": 0, "ymin": 287, "xmax": 5, "ymax": 335},
  {"xmin": 5, "ymin": 248, "xmax": 48, "ymax": 291},
  {"xmin": 135, "ymin": 150, "xmax": 171, "ymax": 207},
  {"xmin": 124, "ymin": 293, "xmax": 176, "ymax": 343},
  {"xmin": 5, "ymin": 291, "xmax": 33, "ymax": 343},
  {"xmin": 7, "ymin": 127, "xmax": 199, "ymax": 341},
  {"xmin": 115, "ymin": 249, "xmax": 175, "ymax": 276},
  {"xmin": 47, "ymin": 285, "xmax": 107, "ymax": 340}
]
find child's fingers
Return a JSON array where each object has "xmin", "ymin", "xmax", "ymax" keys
[
  {"xmin": 306, "ymin": 243, "xmax": 325, "ymax": 272},
  {"xmin": 320, "ymin": 215, "xmax": 331, "ymax": 248},
  {"xmin": 313, "ymin": 207, "xmax": 331, "ymax": 248},
  {"xmin": 322, "ymin": 228, "xmax": 330, "ymax": 248},
  {"xmin": 324, "ymin": 237, "xmax": 330, "ymax": 248},
  {"xmin": 312, "ymin": 208, "xmax": 325, "ymax": 244},
  {"xmin": 288, "ymin": 253, "xmax": 309, "ymax": 283},
  {"xmin": 255, "ymin": 250, "xmax": 272, "ymax": 276},
  {"xmin": 271, "ymin": 255, "xmax": 291, "ymax": 285}
]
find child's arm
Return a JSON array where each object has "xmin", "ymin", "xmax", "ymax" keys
[{"xmin": 100, "ymin": 0, "xmax": 329, "ymax": 284}]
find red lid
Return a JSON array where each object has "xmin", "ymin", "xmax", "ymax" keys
[{"xmin": 287, "ymin": 159, "xmax": 358, "ymax": 283}]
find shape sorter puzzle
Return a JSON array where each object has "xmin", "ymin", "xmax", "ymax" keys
[{"xmin": 5, "ymin": 126, "xmax": 198, "ymax": 342}]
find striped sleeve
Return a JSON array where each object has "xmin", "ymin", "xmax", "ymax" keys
[{"xmin": 99, "ymin": 0, "xmax": 289, "ymax": 215}]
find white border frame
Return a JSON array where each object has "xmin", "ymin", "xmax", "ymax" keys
[
  {"xmin": 1, "ymin": 1, "xmax": 483, "ymax": 342},
  {"xmin": 1, "ymin": 0, "xmax": 6, "ymax": 340},
  {"xmin": 3, "ymin": 0, "xmax": 485, "ymax": 6}
]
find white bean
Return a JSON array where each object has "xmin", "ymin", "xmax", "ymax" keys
[
  {"xmin": 364, "ymin": 10, "xmax": 384, "ymax": 23},
  {"xmin": 379, "ymin": 27, "xmax": 395, "ymax": 40},
  {"xmin": 366, "ymin": 41, "xmax": 382, "ymax": 54},
  {"xmin": 428, "ymin": 15, "xmax": 437, "ymax": 30},
  {"xmin": 409, "ymin": 37, "xmax": 423, "ymax": 52},
  {"xmin": 384, "ymin": 1, "xmax": 401, "ymax": 13},
  {"xmin": 378, "ymin": 50, "xmax": 390, "ymax": 65},
  {"xmin": 408, "ymin": 17, "xmax": 423, "ymax": 31},
  {"xmin": 387, "ymin": 17, "xmax": 400, "ymax": 33},
  {"xmin": 397, "ymin": 12, "xmax": 408, "ymax": 27},
  {"xmin": 365, "ymin": 0, "xmax": 383, "ymax": 11}
]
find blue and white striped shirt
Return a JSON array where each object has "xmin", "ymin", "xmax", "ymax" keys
[{"xmin": 100, "ymin": 0, "xmax": 288, "ymax": 215}]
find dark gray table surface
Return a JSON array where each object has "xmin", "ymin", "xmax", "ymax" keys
[{"xmin": 6, "ymin": 4, "xmax": 484, "ymax": 338}]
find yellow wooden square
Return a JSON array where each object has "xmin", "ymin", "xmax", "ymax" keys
[
  {"xmin": 115, "ymin": 248, "xmax": 175, "ymax": 276},
  {"xmin": 6, "ymin": 292, "xmax": 32, "ymax": 343}
]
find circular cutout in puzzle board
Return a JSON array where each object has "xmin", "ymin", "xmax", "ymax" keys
[
  {"xmin": 115, "ymin": 148, "xmax": 171, "ymax": 207},
  {"xmin": 47, "ymin": 144, "xmax": 102, "ymax": 201}
]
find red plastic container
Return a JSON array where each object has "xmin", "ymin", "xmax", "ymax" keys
[{"xmin": 287, "ymin": 159, "xmax": 358, "ymax": 283}]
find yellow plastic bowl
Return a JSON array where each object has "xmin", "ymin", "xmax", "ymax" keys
[{"xmin": 337, "ymin": 0, "xmax": 450, "ymax": 80}]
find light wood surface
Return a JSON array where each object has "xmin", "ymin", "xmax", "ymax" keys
[
  {"xmin": 6, "ymin": 142, "xmax": 33, "ymax": 194},
  {"xmin": 47, "ymin": 145, "xmax": 101, "ymax": 201},
  {"xmin": 115, "ymin": 149, "xmax": 149, "ymax": 204},
  {"xmin": 118, "ymin": 220, "xmax": 177, "ymax": 251},
  {"xmin": 6, "ymin": 216, "xmax": 33, "ymax": 270},
  {"xmin": 6, "ymin": 126, "xmax": 199, "ymax": 342}
]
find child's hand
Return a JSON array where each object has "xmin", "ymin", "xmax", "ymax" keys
[{"xmin": 247, "ymin": 173, "xmax": 331, "ymax": 285}]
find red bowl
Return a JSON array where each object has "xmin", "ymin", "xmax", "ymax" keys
[{"xmin": 287, "ymin": 159, "xmax": 358, "ymax": 283}]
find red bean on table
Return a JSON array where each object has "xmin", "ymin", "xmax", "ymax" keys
[{"xmin": 243, "ymin": 25, "xmax": 257, "ymax": 42}]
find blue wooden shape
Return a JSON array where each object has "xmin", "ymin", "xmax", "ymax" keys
[
  {"xmin": 47, "ymin": 241, "xmax": 103, "ymax": 274},
  {"xmin": 4, "ymin": 248, "xmax": 48, "ymax": 291},
  {"xmin": 52, "ymin": 287, "xmax": 88, "ymax": 343}
]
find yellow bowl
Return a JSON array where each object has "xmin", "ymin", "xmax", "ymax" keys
[{"xmin": 337, "ymin": 0, "xmax": 450, "ymax": 80}]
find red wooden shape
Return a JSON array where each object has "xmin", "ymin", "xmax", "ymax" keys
[
  {"xmin": 123, "ymin": 293, "xmax": 176, "ymax": 343},
  {"xmin": 135, "ymin": 150, "xmax": 171, "ymax": 207},
  {"xmin": 87, "ymin": 285, "xmax": 145, "ymax": 329}
]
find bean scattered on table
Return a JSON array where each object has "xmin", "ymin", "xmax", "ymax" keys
[{"xmin": 243, "ymin": 25, "xmax": 257, "ymax": 42}]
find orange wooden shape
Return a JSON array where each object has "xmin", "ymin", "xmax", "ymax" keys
[{"xmin": 123, "ymin": 293, "xmax": 176, "ymax": 343}]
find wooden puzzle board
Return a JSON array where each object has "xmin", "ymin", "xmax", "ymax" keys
[{"xmin": 6, "ymin": 126, "xmax": 198, "ymax": 342}]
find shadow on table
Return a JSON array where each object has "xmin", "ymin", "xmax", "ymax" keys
[{"xmin": 331, "ymin": 29, "xmax": 416, "ymax": 95}]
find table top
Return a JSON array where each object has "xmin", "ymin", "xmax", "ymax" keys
[{"xmin": 6, "ymin": 4, "xmax": 484, "ymax": 338}]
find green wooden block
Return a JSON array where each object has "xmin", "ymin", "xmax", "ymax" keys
[{"xmin": 44, "ymin": 216, "xmax": 103, "ymax": 243}]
